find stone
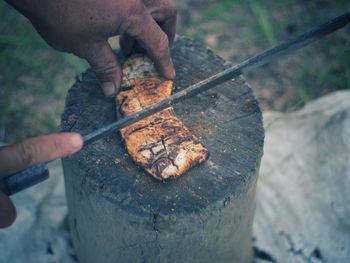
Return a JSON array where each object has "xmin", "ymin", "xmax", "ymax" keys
[
  {"xmin": 0, "ymin": 160, "xmax": 75, "ymax": 263},
  {"xmin": 253, "ymin": 90, "xmax": 350, "ymax": 262}
]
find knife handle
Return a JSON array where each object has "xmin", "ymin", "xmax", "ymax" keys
[{"xmin": 2, "ymin": 164, "xmax": 49, "ymax": 196}]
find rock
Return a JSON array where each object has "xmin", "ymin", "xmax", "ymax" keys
[
  {"xmin": 0, "ymin": 160, "xmax": 75, "ymax": 263},
  {"xmin": 253, "ymin": 90, "xmax": 350, "ymax": 262}
]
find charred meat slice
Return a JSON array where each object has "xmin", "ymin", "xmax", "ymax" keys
[{"xmin": 116, "ymin": 55, "xmax": 208, "ymax": 179}]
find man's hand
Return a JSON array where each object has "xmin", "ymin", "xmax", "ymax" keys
[
  {"xmin": 0, "ymin": 133, "xmax": 83, "ymax": 228},
  {"xmin": 6, "ymin": 0, "xmax": 177, "ymax": 97}
]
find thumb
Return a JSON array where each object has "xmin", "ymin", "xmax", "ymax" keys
[
  {"xmin": 0, "ymin": 132, "xmax": 83, "ymax": 178},
  {"xmin": 76, "ymin": 41, "xmax": 122, "ymax": 98}
]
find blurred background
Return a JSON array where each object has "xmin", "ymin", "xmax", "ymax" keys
[{"xmin": 1, "ymin": 0, "xmax": 349, "ymax": 143}]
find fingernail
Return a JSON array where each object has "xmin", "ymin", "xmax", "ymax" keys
[
  {"xmin": 101, "ymin": 82, "xmax": 117, "ymax": 98},
  {"xmin": 69, "ymin": 133, "xmax": 83, "ymax": 149}
]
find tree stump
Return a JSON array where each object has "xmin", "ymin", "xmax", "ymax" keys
[{"xmin": 61, "ymin": 36, "xmax": 264, "ymax": 263}]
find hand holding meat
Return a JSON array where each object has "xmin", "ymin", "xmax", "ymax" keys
[
  {"xmin": 5, "ymin": 0, "xmax": 177, "ymax": 97},
  {"xmin": 0, "ymin": 133, "xmax": 83, "ymax": 228}
]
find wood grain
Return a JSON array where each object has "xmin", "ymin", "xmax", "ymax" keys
[{"xmin": 61, "ymin": 36, "xmax": 264, "ymax": 263}]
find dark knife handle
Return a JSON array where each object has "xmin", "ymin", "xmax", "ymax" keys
[{"xmin": 2, "ymin": 164, "xmax": 49, "ymax": 196}]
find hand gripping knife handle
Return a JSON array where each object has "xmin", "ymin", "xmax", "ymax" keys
[{"xmin": 2, "ymin": 164, "xmax": 49, "ymax": 196}]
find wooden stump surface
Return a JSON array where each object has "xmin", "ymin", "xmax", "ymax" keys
[
  {"xmin": 61, "ymin": 36, "xmax": 264, "ymax": 216},
  {"xmin": 61, "ymin": 36, "xmax": 264, "ymax": 262}
]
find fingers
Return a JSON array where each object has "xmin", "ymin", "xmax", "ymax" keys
[
  {"xmin": 0, "ymin": 192, "xmax": 16, "ymax": 228},
  {"xmin": 158, "ymin": 17, "xmax": 176, "ymax": 46},
  {"xmin": 75, "ymin": 41, "xmax": 122, "ymax": 98},
  {"xmin": 120, "ymin": 0, "xmax": 177, "ymax": 55},
  {"xmin": 121, "ymin": 0, "xmax": 177, "ymax": 79},
  {"xmin": 125, "ymin": 5, "xmax": 175, "ymax": 80},
  {"xmin": 145, "ymin": 0, "xmax": 177, "ymax": 45},
  {"xmin": 0, "ymin": 133, "xmax": 83, "ymax": 178}
]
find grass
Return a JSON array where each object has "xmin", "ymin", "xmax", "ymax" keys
[
  {"xmin": 247, "ymin": 0, "xmax": 277, "ymax": 46},
  {"xmin": 0, "ymin": 2, "xmax": 87, "ymax": 143},
  {"xmin": 177, "ymin": 0, "xmax": 350, "ymax": 111}
]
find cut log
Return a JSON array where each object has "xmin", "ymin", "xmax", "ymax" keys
[{"xmin": 61, "ymin": 36, "xmax": 264, "ymax": 263}]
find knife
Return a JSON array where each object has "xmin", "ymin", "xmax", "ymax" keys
[{"xmin": 2, "ymin": 12, "xmax": 349, "ymax": 195}]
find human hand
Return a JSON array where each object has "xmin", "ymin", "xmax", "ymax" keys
[
  {"xmin": 6, "ymin": 0, "xmax": 177, "ymax": 97},
  {"xmin": 0, "ymin": 132, "xmax": 83, "ymax": 228}
]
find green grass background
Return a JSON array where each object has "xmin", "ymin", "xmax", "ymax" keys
[
  {"xmin": 0, "ymin": 2, "xmax": 87, "ymax": 142},
  {"xmin": 179, "ymin": 0, "xmax": 350, "ymax": 110}
]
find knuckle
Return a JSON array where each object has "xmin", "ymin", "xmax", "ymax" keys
[
  {"xmin": 92, "ymin": 58, "xmax": 119, "ymax": 82},
  {"xmin": 95, "ymin": 65, "xmax": 119, "ymax": 82},
  {"xmin": 125, "ymin": 0, "xmax": 144, "ymax": 22},
  {"xmin": 16, "ymin": 141, "xmax": 36, "ymax": 167},
  {"xmin": 150, "ymin": 0, "xmax": 177, "ymax": 18},
  {"xmin": 123, "ymin": 1, "xmax": 147, "ymax": 35},
  {"xmin": 166, "ymin": 0, "xmax": 177, "ymax": 15},
  {"xmin": 52, "ymin": 137, "xmax": 64, "ymax": 157},
  {"xmin": 154, "ymin": 32, "xmax": 169, "ymax": 58},
  {"xmin": 76, "ymin": 43, "xmax": 119, "ymax": 82}
]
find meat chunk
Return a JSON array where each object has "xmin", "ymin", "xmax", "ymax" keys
[{"xmin": 116, "ymin": 55, "xmax": 208, "ymax": 180}]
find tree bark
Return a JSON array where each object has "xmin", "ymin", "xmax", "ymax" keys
[{"xmin": 61, "ymin": 36, "xmax": 264, "ymax": 263}]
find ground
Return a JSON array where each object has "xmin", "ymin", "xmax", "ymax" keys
[{"xmin": 0, "ymin": 0, "xmax": 349, "ymax": 143}]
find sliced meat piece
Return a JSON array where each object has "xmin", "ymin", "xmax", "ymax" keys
[{"xmin": 116, "ymin": 54, "xmax": 208, "ymax": 180}]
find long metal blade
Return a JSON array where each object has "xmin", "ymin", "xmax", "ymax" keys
[
  {"xmin": 4, "ymin": 12, "xmax": 350, "ymax": 196},
  {"xmin": 83, "ymin": 12, "xmax": 350, "ymax": 145}
]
